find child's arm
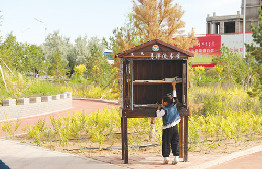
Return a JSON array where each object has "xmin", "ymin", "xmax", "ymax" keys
[
  {"xmin": 172, "ymin": 81, "xmax": 177, "ymax": 97},
  {"xmin": 156, "ymin": 106, "xmax": 165, "ymax": 118}
]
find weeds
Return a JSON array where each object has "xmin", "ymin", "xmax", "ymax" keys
[
  {"xmin": 1, "ymin": 120, "xmax": 12, "ymax": 136},
  {"xmin": 2, "ymin": 85, "xmax": 261, "ymax": 152},
  {"xmin": 1, "ymin": 118, "xmax": 21, "ymax": 136},
  {"xmin": 189, "ymin": 110, "xmax": 262, "ymax": 146},
  {"xmin": 56, "ymin": 83, "xmax": 119, "ymax": 100},
  {"xmin": 23, "ymin": 119, "xmax": 47, "ymax": 146}
]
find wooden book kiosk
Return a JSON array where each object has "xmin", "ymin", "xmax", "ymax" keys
[{"xmin": 115, "ymin": 39, "xmax": 194, "ymax": 164}]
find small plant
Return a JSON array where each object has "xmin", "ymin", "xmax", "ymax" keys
[
  {"xmin": 1, "ymin": 120, "xmax": 12, "ymax": 136},
  {"xmin": 70, "ymin": 112, "xmax": 87, "ymax": 139},
  {"xmin": 59, "ymin": 127, "xmax": 70, "ymax": 146},
  {"xmin": 1, "ymin": 118, "xmax": 21, "ymax": 136},
  {"xmin": 23, "ymin": 119, "xmax": 47, "ymax": 146},
  {"xmin": 13, "ymin": 118, "xmax": 21, "ymax": 133}
]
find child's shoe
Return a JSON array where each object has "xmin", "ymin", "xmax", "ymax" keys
[
  {"xmin": 163, "ymin": 157, "xmax": 169, "ymax": 164},
  {"xmin": 172, "ymin": 156, "xmax": 179, "ymax": 165}
]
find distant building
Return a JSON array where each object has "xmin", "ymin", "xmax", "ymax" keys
[
  {"xmin": 104, "ymin": 49, "xmax": 114, "ymax": 64},
  {"xmin": 206, "ymin": 0, "xmax": 261, "ymax": 34}
]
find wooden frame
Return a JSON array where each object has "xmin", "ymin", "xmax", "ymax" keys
[{"xmin": 116, "ymin": 39, "xmax": 193, "ymax": 164}]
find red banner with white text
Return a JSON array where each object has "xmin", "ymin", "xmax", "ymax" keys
[{"xmin": 189, "ymin": 35, "xmax": 221, "ymax": 67}]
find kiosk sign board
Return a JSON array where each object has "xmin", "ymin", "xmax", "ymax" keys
[{"xmin": 116, "ymin": 39, "xmax": 193, "ymax": 164}]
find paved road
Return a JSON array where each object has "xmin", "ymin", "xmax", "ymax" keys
[{"xmin": 0, "ymin": 139, "xmax": 126, "ymax": 169}]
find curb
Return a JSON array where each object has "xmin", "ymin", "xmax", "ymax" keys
[
  {"xmin": 185, "ymin": 145, "xmax": 262, "ymax": 169},
  {"xmin": 0, "ymin": 99, "xmax": 118, "ymax": 122},
  {"xmin": 73, "ymin": 98, "xmax": 120, "ymax": 105},
  {"xmin": 0, "ymin": 107, "xmax": 72, "ymax": 123}
]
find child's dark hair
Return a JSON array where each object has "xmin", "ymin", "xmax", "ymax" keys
[{"xmin": 162, "ymin": 93, "xmax": 173, "ymax": 105}]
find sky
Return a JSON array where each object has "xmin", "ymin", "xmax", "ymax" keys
[{"xmin": 0, "ymin": 0, "xmax": 242, "ymax": 45}]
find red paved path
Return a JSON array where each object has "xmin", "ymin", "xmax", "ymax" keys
[
  {"xmin": 93, "ymin": 153, "xmax": 223, "ymax": 169},
  {"xmin": 0, "ymin": 99, "xmax": 119, "ymax": 137}
]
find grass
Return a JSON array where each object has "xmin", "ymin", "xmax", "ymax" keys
[
  {"xmin": 0, "ymin": 69, "xmax": 119, "ymax": 104},
  {"xmin": 0, "ymin": 71, "xmax": 59, "ymax": 101},
  {"xmin": 56, "ymin": 83, "xmax": 119, "ymax": 100}
]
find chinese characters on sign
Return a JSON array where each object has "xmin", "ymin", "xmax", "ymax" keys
[
  {"xmin": 127, "ymin": 44, "xmax": 182, "ymax": 59},
  {"xmin": 189, "ymin": 33, "xmax": 255, "ymax": 59},
  {"xmin": 189, "ymin": 35, "xmax": 221, "ymax": 59},
  {"xmin": 221, "ymin": 33, "xmax": 254, "ymax": 53},
  {"xmin": 129, "ymin": 52, "xmax": 181, "ymax": 60},
  {"xmin": 189, "ymin": 33, "xmax": 255, "ymax": 67}
]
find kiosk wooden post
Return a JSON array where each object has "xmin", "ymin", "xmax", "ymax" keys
[{"xmin": 116, "ymin": 39, "xmax": 193, "ymax": 164}]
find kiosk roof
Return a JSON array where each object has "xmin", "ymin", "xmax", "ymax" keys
[{"xmin": 115, "ymin": 39, "xmax": 194, "ymax": 58}]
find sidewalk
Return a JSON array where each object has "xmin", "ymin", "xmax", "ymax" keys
[
  {"xmin": 207, "ymin": 147, "xmax": 262, "ymax": 169},
  {"xmin": 92, "ymin": 145, "xmax": 262, "ymax": 169},
  {"xmin": 0, "ymin": 139, "xmax": 127, "ymax": 169}
]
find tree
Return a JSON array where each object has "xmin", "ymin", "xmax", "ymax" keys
[
  {"xmin": 105, "ymin": 14, "xmax": 141, "ymax": 76},
  {"xmin": 21, "ymin": 44, "xmax": 45, "ymax": 75},
  {"xmin": 86, "ymin": 37, "xmax": 113, "ymax": 87},
  {"xmin": 42, "ymin": 31, "xmax": 72, "ymax": 75},
  {"xmin": 0, "ymin": 33, "xmax": 20, "ymax": 69},
  {"xmin": 107, "ymin": 0, "xmax": 198, "ymax": 58},
  {"xmin": 67, "ymin": 36, "xmax": 89, "ymax": 75},
  {"xmin": 49, "ymin": 51, "xmax": 68, "ymax": 79},
  {"xmin": 0, "ymin": 33, "xmax": 44, "ymax": 75},
  {"xmin": 246, "ymin": 8, "xmax": 262, "ymax": 103},
  {"xmin": 213, "ymin": 45, "xmax": 257, "ymax": 90},
  {"xmin": 132, "ymin": 0, "xmax": 198, "ymax": 49},
  {"xmin": 74, "ymin": 36, "xmax": 89, "ymax": 65},
  {"xmin": 107, "ymin": 14, "xmax": 141, "ymax": 55}
]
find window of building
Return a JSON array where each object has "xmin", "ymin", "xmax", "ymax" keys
[{"xmin": 224, "ymin": 22, "xmax": 235, "ymax": 33}]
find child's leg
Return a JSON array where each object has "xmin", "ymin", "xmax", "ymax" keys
[
  {"xmin": 162, "ymin": 128, "xmax": 172, "ymax": 157},
  {"xmin": 170, "ymin": 125, "xmax": 180, "ymax": 157}
]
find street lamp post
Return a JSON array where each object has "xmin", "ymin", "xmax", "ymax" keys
[
  {"xmin": 34, "ymin": 18, "xmax": 47, "ymax": 37},
  {"xmin": 34, "ymin": 18, "xmax": 48, "ymax": 79}
]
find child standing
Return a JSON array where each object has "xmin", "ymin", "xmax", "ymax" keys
[{"xmin": 156, "ymin": 81, "xmax": 180, "ymax": 165}]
